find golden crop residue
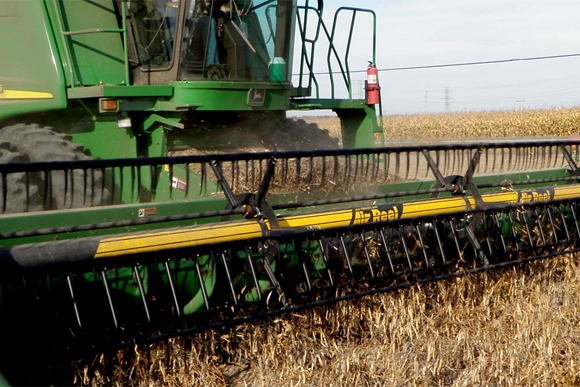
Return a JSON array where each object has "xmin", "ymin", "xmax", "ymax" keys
[
  {"xmin": 381, "ymin": 107, "xmax": 580, "ymax": 140},
  {"xmin": 79, "ymin": 255, "xmax": 580, "ymax": 387},
  {"xmin": 304, "ymin": 107, "xmax": 580, "ymax": 141}
]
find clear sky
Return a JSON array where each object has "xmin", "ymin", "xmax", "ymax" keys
[{"xmin": 293, "ymin": 0, "xmax": 580, "ymax": 115}]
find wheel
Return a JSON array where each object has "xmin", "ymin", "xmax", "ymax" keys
[
  {"xmin": 0, "ymin": 124, "xmax": 109, "ymax": 210},
  {"xmin": 0, "ymin": 142, "xmax": 42, "ymax": 213},
  {"xmin": 266, "ymin": 118, "xmax": 340, "ymax": 151}
]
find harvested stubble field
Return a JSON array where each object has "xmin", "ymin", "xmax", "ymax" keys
[{"xmin": 81, "ymin": 108, "xmax": 580, "ymax": 386}]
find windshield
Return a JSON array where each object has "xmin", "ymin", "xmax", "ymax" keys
[
  {"xmin": 127, "ymin": 0, "xmax": 180, "ymax": 69},
  {"xmin": 179, "ymin": 0, "xmax": 293, "ymax": 82}
]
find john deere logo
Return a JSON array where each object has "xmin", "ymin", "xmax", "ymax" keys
[{"xmin": 248, "ymin": 88, "xmax": 265, "ymax": 107}]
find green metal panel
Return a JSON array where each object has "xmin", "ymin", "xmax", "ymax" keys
[
  {"xmin": 0, "ymin": 0, "xmax": 67, "ymax": 123},
  {"xmin": 335, "ymin": 106, "xmax": 379, "ymax": 148},
  {"xmin": 67, "ymin": 85, "xmax": 174, "ymax": 99},
  {"xmin": 48, "ymin": 0, "xmax": 126, "ymax": 86},
  {"xmin": 0, "ymin": 198, "xmax": 229, "ymax": 246},
  {"xmin": 292, "ymin": 98, "xmax": 381, "ymax": 148},
  {"xmin": 69, "ymin": 119, "xmax": 138, "ymax": 160},
  {"xmin": 171, "ymin": 82, "xmax": 292, "ymax": 111}
]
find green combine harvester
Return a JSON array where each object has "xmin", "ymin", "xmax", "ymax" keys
[{"xmin": 1, "ymin": 0, "xmax": 580, "ymax": 384}]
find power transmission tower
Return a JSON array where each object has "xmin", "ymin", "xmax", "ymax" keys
[
  {"xmin": 441, "ymin": 87, "xmax": 453, "ymax": 113},
  {"xmin": 424, "ymin": 91, "xmax": 429, "ymax": 113}
]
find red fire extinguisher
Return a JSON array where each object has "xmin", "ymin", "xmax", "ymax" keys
[{"xmin": 366, "ymin": 62, "xmax": 380, "ymax": 105}]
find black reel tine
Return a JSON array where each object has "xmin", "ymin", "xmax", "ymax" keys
[
  {"xmin": 541, "ymin": 146, "xmax": 547, "ymax": 171},
  {"xmin": 259, "ymin": 158, "xmax": 264, "ymax": 187},
  {"xmin": 406, "ymin": 151, "xmax": 413, "ymax": 179},
  {"xmin": 24, "ymin": 170, "xmax": 31, "ymax": 211},
  {"xmin": 378, "ymin": 229, "xmax": 396, "ymax": 274},
  {"xmin": 280, "ymin": 157, "xmax": 287, "ymax": 186},
  {"xmin": 355, "ymin": 154, "xmax": 361, "ymax": 182},
  {"xmin": 343, "ymin": 154, "xmax": 350, "ymax": 185},
  {"xmin": 339, "ymin": 234, "xmax": 355, "ymax": 280},
  {"xmin": 194, "ymin": 254, "xmax": 211, "ymax": 312},
  {"xmin": 451, "ymin": 149, "xmax": 457, "ymax": 174},
  {"xmin": 398, "ymin": 226, "xmax": 414, "ymax": 273},
  {"xmin": 321, "ymin": 155, "xmax": 327, "ymax": 185},
  {"xmin": 384, "ymin": 151, "xmax": 390, "ymax": 180},
  {"xmin": 66, "ymin": 274, "xmax": 82, "ymax": 330},
  {"xmin": 569, "ymin": 203, "xmax": 580, "ymax": 238},
  {"xmin": 163, "ymin": 260, "xmax": 182, "ymax": 317},
  {"xmin": 219, "ymin": 251, "xmax": 239, "ymax": 307},
  {"xmin": 371, "ymin": 153, "xmax": 379, "ymax": 182},
  {"xmin": 0, "ymin": 171, "xmax": 6, "ymax": 214},
  {"xmin": 251, "ymin": 159, "xmax": 256, "ymax": 187},
  {"xmin": 110, "ymin": 166, "xmax": 116, "ymax": 204},
  {"xmin": 133, "ymin": 266, "xmax": 151, "ymax": 322},
  {"xmin": 433, "ymin": 150, "xmax": 439, "ymax": 179},
  {"xmin": 432, "ymin": 220, "xmax": 447, "ymax": 266},
  {"xmin": 364, "ymin": 153, "xmax": 371, "ymax": 182},
  {"xmin": 296, "ymin": 157, "xmax": 301, "ymax": 185},
  {"xmin": 533, "ymin": 145, "xmax": 540, "ymax": 171},
  {"xmin": 101, "ymin": 270, "xmax": 119, "ymax": 329},
  {"xmin": 333, "ymin": 155, "xmax": 339, "ymax": 184},
  {"xmin": 63, "ymin": 168, "xmax": 70, "ymax": 208},
  {"xmin": 82, "ymin": 168, "xmax": 88, "ymax": 207},
  {"xmin": 415, "ymin": 151, "xmax": 420, "ymax": 180},
  {"xmin": 359, "ymin": 232, "xmax": 376, "ymax": 278},
  {"xmin": 45, "ymin": 170, "xmax": 53, "ymax": 210}
]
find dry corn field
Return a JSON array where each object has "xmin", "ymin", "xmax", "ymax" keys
[
  {"xmin": 81, "ymin": 108, "xmax": 580, "ymax": 386},
  {"xmin": 308, "ymin": 107, "xmax": 580, "ymax": 141}
]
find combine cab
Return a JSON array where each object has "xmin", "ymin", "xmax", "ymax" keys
[{"xmin": 1, "ymin": 0, "xmax": 580, "ymax": 385}]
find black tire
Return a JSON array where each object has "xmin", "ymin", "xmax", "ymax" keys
[
  {"xmin": 0, "ymin": 124, "xmax": 109, "ymax": 210},
  {"xmin": 266, "ymin": 118, "xmax": 340, "ymax": 151},
  {"xmin": 0, "ymin": 142, "xmax": 43, "ymax": 213}
]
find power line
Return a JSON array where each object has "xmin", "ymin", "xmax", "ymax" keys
[
  {"xmin": 375, "ymin": 53, "xmax": 580, "ymax": 73},
  {"xmin": 304, "ymin": 53, "xmax": 580, "ymax": 76},
  {"xmin": 384, "ymin": 74, "xmax": 580, "ymax": 93}
]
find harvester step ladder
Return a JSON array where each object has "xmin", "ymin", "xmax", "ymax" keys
[{"xmin": 50, "ymin": 0, "xmax": 130, "ymax": 87}]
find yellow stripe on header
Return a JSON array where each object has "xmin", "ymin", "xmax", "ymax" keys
[
  {"xmin": 0, "ymin": 89, "xmax": 54, "ymax": 99},
  {"xmin": 94, "ymin": 184, "xmax": 580, "ymax": 259},
  {"xmin": 95, "ymin": 221, "xmax": 264, "ymax": 259}
]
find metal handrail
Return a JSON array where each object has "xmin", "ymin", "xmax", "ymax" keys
[
  {"xmin": 329, "ymin": 8, "xmax": 377, "ymax": 100},
  {"xmin": 50, "ymin": 0, "xmax": 130, "ymax": 87},
  {"xmin": 295, "ymin": 5, "xmax": 377, "ymax": 100},
  {"xmin": 296, "ymin": 5, "xmax": 323, "ymax": 97},
  {"xmin": 62, "ymin": 29, "xmax": 124, "ymax": 36}
]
